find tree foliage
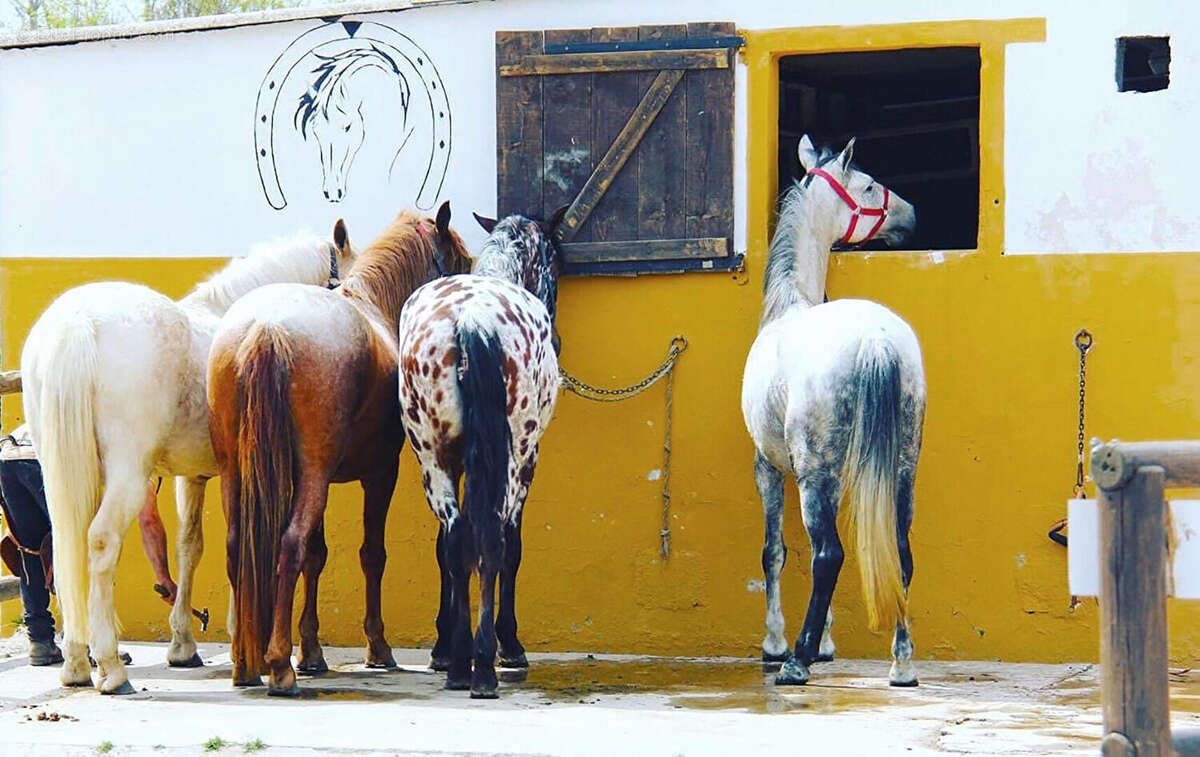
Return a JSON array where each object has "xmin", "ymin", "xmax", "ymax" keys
[{"xmin": 6, "ymin": 0, "xmax": 301, "ymax": 31}]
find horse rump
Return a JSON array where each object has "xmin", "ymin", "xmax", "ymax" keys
[
  {"xmin": 231, "ymin": 322, "xmax": 296, "ymax": 677},
  {"xmin": 454, "ymin": 325, "xmax": 510, "ymax": 569},
  {"xmin": 843, "ymin": 335, "xmax": 906, "ymax": 632}
]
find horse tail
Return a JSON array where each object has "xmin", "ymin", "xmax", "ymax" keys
[
  {"xmin": 843, "ymin": 334, "xmax": 906, "ymax": 632},
  {"xmin": 455, "ymin": 324, "xmax": 510, "ymax": 570},
  {"xmin": 24, "ymin": 317, "xmax": 101, "ymax": 649},
  {"xmin": 231, "ymin": 322, "xmax": 296, "ymax": 677}
]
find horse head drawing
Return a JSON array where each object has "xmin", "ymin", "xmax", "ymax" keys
[
  {"xmin": 294, "ymin": 46, "xmax": 412, "ymax": 203},
  {"xmin": 255, "ymin": 22, "xmax": 451, "ymax": 211}
]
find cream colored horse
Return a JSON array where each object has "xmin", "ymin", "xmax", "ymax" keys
[{"xmin": 21, "ymin": 225, "xmax": 354, "ymax": 694}]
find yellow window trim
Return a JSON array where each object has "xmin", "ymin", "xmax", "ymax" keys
[{"xmin": 742, "ymin": 18, "xmax": 1047, "ymax": 261}]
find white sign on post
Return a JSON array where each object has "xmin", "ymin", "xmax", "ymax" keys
[{"xmin": 1068, "ymin": 499, "xmax": 1200, "ymax": 599}]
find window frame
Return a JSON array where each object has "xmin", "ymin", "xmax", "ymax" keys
[{"xmin": 741, "ymin": 18, "xmax": 1046, "ymax": 263}]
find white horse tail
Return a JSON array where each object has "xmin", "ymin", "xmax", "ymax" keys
[
  {"xmin": 30, "ymin": 318, "xmax": 102, "ymax": 647},
  {"xmin": 843, "ymin": 334, "xmax": 906, "ymax": 632}
]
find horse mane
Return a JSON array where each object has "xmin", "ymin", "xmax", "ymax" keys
[
  {"xmin": 182, "ymin": 233, "xmax": 334, "ymax": 314},
  {"xmin": 339, "ymin": 210, "xmax": 466, "ymax": 326},
  {"xmin": 295, "ymin": 45, "xmax": 409, "ymax": 139},
  {"xmin": 761, "ymin": 147, "xmax": 844, "ymax": 325},
  {"xmin": 475, "ymin": 215, "xmax": 562, "ymax": 321}
]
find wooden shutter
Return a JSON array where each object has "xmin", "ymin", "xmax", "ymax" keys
[{"xmin": 496, "ymin": 23, "xmax": 740, "ymax": 275}]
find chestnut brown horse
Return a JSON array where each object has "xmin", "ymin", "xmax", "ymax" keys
[{"xmin": 207, "ymin": 204, "xmax": 471, "ymax": 695}]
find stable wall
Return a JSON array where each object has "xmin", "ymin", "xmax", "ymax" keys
[{"xmin": 2, "ymin": 0, "xmax": 1200, "ymax": 665}]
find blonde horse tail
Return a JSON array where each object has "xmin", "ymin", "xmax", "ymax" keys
[
  {"xmin": 232, "ymin": 322, "xmax": 296, "ymax": 678},
  {"xmin": 844, "ymin": 335, "xmax": 906, "ymax": 632},
  {"xmin": 25, "ymin": 318, "xmax": 101, "ymax": 649}
]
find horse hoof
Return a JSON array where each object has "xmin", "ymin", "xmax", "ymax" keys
[
  {"xmin": 233, "ymin": 676, "xmax": 264, "ymax": 688},
  {"xmin": 889, "ymin": 677, "xmax": 919, "ymax": 688},
  {"xmin": 445, "ymin": 676, "xmax": 472, "ymax": 691},
  {"xmin": 267, "ymin": 682, "xmax": 300, "ymax": 697},
  {"xmin": 297, "ymin": 659, "xmax": 329, "ymax": 675},
  {"xmin": 365, "ymin": 658, "xmax": 398, "ymax": 670},
  {"xmin": 470, "ymin": 685, "xmax": 499, "ymax": 699},
  {"xmin": 101, "ymin": 680, "xmax": 136, "ymax": 696},
  {"xmin": 815, "ymin": 653, "xmax": 835, "ymax": 663},
  {"xmin": 429, "ymin": 657, "xmax": 451, "ymax": 672},
  {"xmin": 774, "ymin": 659, "xmax": 810, "ymax": 686},
  {"xmin": 62, "ymin": 677, "xmax": 94, "ymax": 688},
  {"xmin": 169, "ymin": 653, "xmax": 204, "ymax": 669},
  {"xmin": 761, "ymin": 649, "xmax": 792, "ymax": 663},
  {"xmin": 499, "ymin": 653, "xmax": 528, "ymax": 669}
]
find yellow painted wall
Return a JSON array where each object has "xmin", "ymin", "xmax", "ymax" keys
[{"xmin": 3, "ymin": 17, "xmax": 1200, "ymax": 666}]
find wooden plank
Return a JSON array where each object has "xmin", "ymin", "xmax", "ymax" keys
[
  {"xmin": 637, "ymin": 24, "xmax": 687, "ymax": 242},
  {"xmin": 0, "ymin": 371, "xmax": 20, "ymax": 395},
  {"xmin": 496, "ymin": 31, "xmax": 545, "ymax": 218},
  {"xmin": 584, "ymin": 26, "xmax": 641, "ymax": 244},
  {"xmin": 561, "ymin": 68, "xmax": 684, "ymax": 243},
  {"xmin": 1099, "ymin": 467, "xmax": 1171, "ymax": 757},
  {"xmin": 562, "ymin": 237, "xmax": 727, "ymax": 264},
  {"xmin": 1093, "ymin": 439, "xmax": 1200, "ymax": 490},
  {"xmin": 684, "ymin": 21, "xmax": 735, "ymax": 245},
  {"xmin": 499, "ymin": 48, "xmax": 728, "ymax": 76},
  {"xmin": 541, "ymin": 29, "xmax": 593, "ymax": 222}
]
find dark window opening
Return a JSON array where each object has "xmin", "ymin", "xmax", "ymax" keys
[
  {"xmin": 778, "ymin": 47, "xmax": 981, "ymax": 251},
  {"xmin": 1117, "ymin": 36, "xmax": 1169, "ymax": 93}
]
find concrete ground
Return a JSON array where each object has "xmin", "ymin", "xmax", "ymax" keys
[{"xmin": 0, "ymin": 636, "xmax": 1196, "ymax": 756}]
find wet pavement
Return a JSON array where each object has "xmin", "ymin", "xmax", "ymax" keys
[{"xmin": 0, "ymin": 638, "xmax": 1195, "ymax": 755}]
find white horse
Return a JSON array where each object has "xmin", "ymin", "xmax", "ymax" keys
[
  {"xmin": 20, "ymin": 224, "xmax": 356, "ymax": 694},
  {"xmin": 741, "ymin": 135, "xmax": 924, "ymax": 687}
]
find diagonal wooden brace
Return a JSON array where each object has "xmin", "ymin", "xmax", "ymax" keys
[{"xmin": 556, "ymin": 68, "xmax": 686, "ymax": 243}]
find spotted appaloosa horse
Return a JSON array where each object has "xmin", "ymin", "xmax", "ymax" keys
[
  {"xmin": 398, "ymin": 209, "xmax": 566, "ymax": 698},
  {"xmin": 21, "ymin": 226, "xmax": 353, "ymax": 695},
  {"xmin": 741, "ymin": 135, "xmax": 925, "ymax": 687},
  {"xmin": 207, "ymin": 204, "xmax": 470, "ymax": 696}
]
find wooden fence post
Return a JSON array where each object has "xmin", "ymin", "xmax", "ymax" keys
[{"xmin": 1098, "ymin": 465, "xmax": 1171, "ymax": 756}]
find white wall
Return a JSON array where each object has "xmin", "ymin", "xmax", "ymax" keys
[{"xmin": 0, "ymin": 0, "xmax": 1195, "ymax": 258}]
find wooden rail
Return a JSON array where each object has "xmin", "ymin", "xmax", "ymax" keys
[
  {"xmin": 1090, "ymin": 440, "xmax": 1200, "ymax": 756},
  {"xmin": 0, "ymin": 371, "xmax": 19, "ymax": 395},
  {"xmin": 0, "ymin": 575, "xmax": 18, "ymax": 603}
]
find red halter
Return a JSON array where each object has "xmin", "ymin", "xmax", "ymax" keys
[{"xmin": 805, "ymin": 167, "xmax": 890, "ymax": 246}]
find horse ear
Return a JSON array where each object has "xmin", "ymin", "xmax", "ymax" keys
[
  {"xmin": 797, "ymin": 134, "xmax": 819, "ymax": 171},
  {"xmin": 435, "ymin": 201, "xmax": 452, "ymax": 239},
  {"xmin": 545, "ymin": 205, "xmax": 570, "ymax": 236},
  {"xmin": 840, "ymin": 138, "xmax": 856, "ymax": 171},
  {"xmin": 333, "ymin": 218, "xmax": 350, "ymax": 254},
  {"xmin": 473, "ymin": 212, "xmax": 498, "ymax": 233}
]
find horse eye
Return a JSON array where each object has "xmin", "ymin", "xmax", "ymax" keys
[{"xmin": 343, "ymin": 123, "xmax": 351, "ymax": 133}]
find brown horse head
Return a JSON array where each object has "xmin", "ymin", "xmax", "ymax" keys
[{"xmin": 339, "ymin": 201, "xmax": 471, "ymax": 326}]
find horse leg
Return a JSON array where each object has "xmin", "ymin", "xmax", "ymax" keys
[
  {"xmin": 87, "ymin": 471, "xmax": 149, "ymax": 694},
  {"xmin": 443, "ymin": 517, "xmax": 474, "ymax": 691},
  {"xmin": 220, "ymin": 470, "xmax": 258, "ymax": 687},
  {"xmin": 890, "ymin": 471, "xmax": 918, "ymax": 687},
  {"xmin": 817, "ymin": 608, "xmax": 836, "ymax": 662},
  {"xmin": 167, "ymin": 476, "xmax": 205, "ymax": 667},
  {"xmin": 497, "ymin": 450, "xmax": 535, "ymax": 669},
  {"xmin": 361, "ymin": 466, "xmax": 399, "ymax": 669},
  {"xmin": 776, "ymin": 477, "xmax": 843, "ymax": 686},
  {"xmin": 754, "ymin": 452, "xmax": 789, "ymax": 663},
  {"xmin": 471, "ymin": 557, "xmax": 500, "ymax": 698},
  {"xmin": 496, "ymin": 510, "xmax": 526, "ymax": 668},
  {"xmin": 264, "ymin": 477, "xmax": 327, "ymax": 697},
  {"xmin": 296, "ymin": 523, "xmax": 329, "ymax": 674},
  {"xmin": 430, "ymin": 524, "xmax": 454, "ymax": 671}
]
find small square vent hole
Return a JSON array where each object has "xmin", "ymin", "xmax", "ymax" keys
[{"xmin": 1117, "ymin": 36, "xmax": 1169, "ymax": 93}]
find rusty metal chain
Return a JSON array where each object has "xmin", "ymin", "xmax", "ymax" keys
[
  {"xmin": 559, "ymin": 336, "xmax": 688, "ymax": 558},
  {"xmin": 1050, "ymin": 329, "xmax": 1094, "ymax": 549},
  {"xmin": 559, "ymin": 337, "xmax": 688, "ymax": 402}
]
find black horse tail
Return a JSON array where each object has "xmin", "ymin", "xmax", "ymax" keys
[{"xmin": 456, "ymin": 324, "xmax": 510, "ymax": 569}]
